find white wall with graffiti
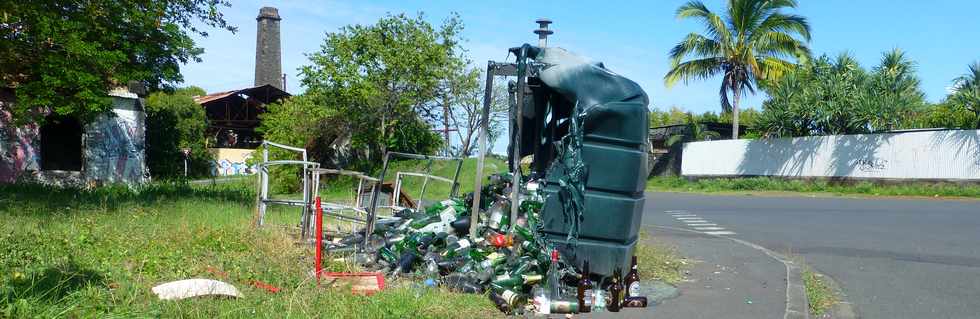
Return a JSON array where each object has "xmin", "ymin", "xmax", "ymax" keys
[
  {"xmin": 682, "ymin": 129, "xmax": 980, "ymax": 181},
  {"xmin": 83, "ymin": 92, "xmax": 148, "ymax": 184},
  {"xmin": 210, "ymin": 148, "xmax": 257, "ymax": 176},
  {"xmin": 0, "ymin": 90, "xmax": 147, "ymax": 186}
]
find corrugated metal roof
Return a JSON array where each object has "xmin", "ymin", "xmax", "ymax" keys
[
  {"xmin": 193, "ymin": 90, "xmax": 238, "ymax": 104},
  {"xmin": 193, "ymin": 84, "xmax": 290, "ymax": 106}
]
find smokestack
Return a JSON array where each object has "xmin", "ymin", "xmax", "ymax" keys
[
  {"xmin": 255, "ymin": 7, "xmax": 283, "ymax": 90},
  {"xmin": 534, "ymin": 18, "xmax": 553, "ymax": 47}
]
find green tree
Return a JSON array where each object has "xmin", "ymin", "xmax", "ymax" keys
[
  {"xmin": 442, "ymin": 68, "xmax": 509, "ymax": 157},
  {"xmin": 865, "ymin": 48, "xmax": 926, "ymax": 130},
  {"xmin": 665, "ymin": 114, "xmax": 721, "ymax": 147},
  {"xmin": 649, "ymin": 106, "xmax": 692, "ymax": 127},
  {"xmin": 756, "ymin": 51, "xmax": 927, "ymax": 137},
  {"xmin": 144, "ymin": 86, "xmax": 211, "ymax": 178},
  {"xmin": 299, "ymin": 13, "xmax": 461, "ymax": 162},
  {"xmin": 1, "ymin": 1, "xmax": 235, "ymax": 124},
  {"xmin": 949, "ymin": 61, "xmax": 980, "ymax": 128},
  {"xmin": 665, "ymin": 0, "xmax": 811, "ymax": 139},
  {"xmin": 909, "ymin": 102, "xmax": 978, "ymax": 129}
]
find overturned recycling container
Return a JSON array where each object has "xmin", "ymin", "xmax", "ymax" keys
[{"xmin": 510, "ymin": 45, "xmax": 649, "ymax": 277}]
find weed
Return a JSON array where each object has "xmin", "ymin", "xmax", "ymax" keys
[{"xmin": 803, "ymin": 270, "xmax": 838, "ymax": 316}]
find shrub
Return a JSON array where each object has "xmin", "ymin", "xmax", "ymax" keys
[{"xmin": 144, "ymin": 87, "xmax": 212, "ymax": 179}]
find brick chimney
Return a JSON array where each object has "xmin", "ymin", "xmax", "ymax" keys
[{"xmin": 255, "ymin": 7, "xmax": 283, "ymax": 90}]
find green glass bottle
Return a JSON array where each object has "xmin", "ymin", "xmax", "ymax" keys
[
  {"xmin": 409, "ymin": 215, "xmax": 442, "ymax": 229},
  {"xmin": 468, "ymin": 247, "xmax": 489, "ymax": 261},
  {"xmin": 378, "ymin": 247, "xmax": 397, "ymax": 263}
]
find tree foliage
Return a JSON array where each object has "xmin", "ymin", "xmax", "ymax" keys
[
  {"xmin": 297, "ymin": 13, "xmax": 463, "ymax": 162},
  {"xmin": 440, "ymin": 68, "xmax": 509, "ymax": 157},
  {"xmin": 665, "ymin": 0, "xmax": 811, "ymax": 138},
  {"xmin": 144, "ymin": 87, "xmax": 211, "ymax": 179},
  {"xmin": 755, "ymin": 50, "xmax": 927, "ymax": 137},
  {"xmin": 665, "ymin": 114, "xmax": 722, "ymax": 147},
  {"xmin": 650, "ymin": 106, "xmax": 761, "ymax": 135},
  {"xmin": 948, "ymin": 61, "xmax": 980, "ymax": 128},
  {"xmin": 0, "ymin": 0, "xmax": 235, "ymax": 124}
]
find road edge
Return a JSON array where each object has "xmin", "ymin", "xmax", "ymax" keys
[{"xmin": 650, "ymin": 225, "xmax": 811, "ymax": 319}]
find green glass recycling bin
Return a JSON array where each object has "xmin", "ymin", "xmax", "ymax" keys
[{"xmin": 541, "ymin": 101, "xmax": 649, "ymax": 277}]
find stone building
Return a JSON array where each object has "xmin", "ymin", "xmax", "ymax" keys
[{"xmin": 0, "ymin": 87, "xmax": 147, "ymax": 186}]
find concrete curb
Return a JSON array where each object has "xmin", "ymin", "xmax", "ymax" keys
[{"xmin": 649, "ymin": 225, "xmax": 811, "ymax": 319}]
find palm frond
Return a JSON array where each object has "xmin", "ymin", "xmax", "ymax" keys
[
  {"xmin": 754, "ymin": 31, "xmax": 810, "ymax": 60},
  {"xmin": 720, "ymin": 73, "xmax": 733, "ymax": 113},
  {"xmin": 668, "ymin": 33, "xmax": 724, "ymax": 63},
  {"xmin": 665, "ymin": 134, "xmax": 686, "ymax": 147},
  {"xmin": 749, "ymin": 12, "xmax": 811, "ymax": 42},
  {"xmin": 677, "ymin": 1, "xmax": 732, "ymax": 44},
  {"xmin": 665, "ymin": 57, "xmax": 725, "ymax": 87},
  {"xmin": 756, "ymin": 56, "xmax": 796, "ymax": 81}
]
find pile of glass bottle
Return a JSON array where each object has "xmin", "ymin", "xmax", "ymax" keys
[{"xmin": 333, "ymin": 173, "xmax": 649, "ymax": 314}]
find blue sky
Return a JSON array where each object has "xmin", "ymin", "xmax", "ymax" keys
[{"xmin": 182, "ymin": 0, "xmax": 980, "ymax": 151}]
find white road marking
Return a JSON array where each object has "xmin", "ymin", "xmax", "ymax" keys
[
  {"xmin": 681, "ymin": 219, "xmax": 709, "ymax": 224},
  {"xmin": 671, "ymin": 214, "xmax": 699, "ymax": 218},
  {"xmin": 687, "ymin": 223, "xmax": 717, "ymax": 227},
  {"xmin": 693, "ymin": 227, "xmax": 726, "ymax": 231},
  {"xmin": 675, "ymin": 217, "xmax": 704, "ymax": 220},
  {"xmin": 664, "ymin": 210, "xmax": 688, "ymax": 214},
  {"xmin": 704, "ymin": 231, "xmax": 737, "ymax": 235}
]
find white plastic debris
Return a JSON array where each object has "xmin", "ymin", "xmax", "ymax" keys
[{"xmin": 152, "ymin": 279, "xmax": 241, "ymax": 300}]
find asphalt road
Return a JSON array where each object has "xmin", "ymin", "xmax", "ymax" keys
[{"xmin": 643, "ymin": 192, "xmax": 980, "ymax": 319}]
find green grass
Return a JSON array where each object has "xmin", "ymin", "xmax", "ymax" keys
[
  {"xmin": 647, "ymin": 176, "xmax": 980, "ymax": 199},
  {"xmin": 0, "ymin": 181, "xmax": 498, "ymax": 318},
  {"xmin": 803, "ymin": 270, "xmax": 838, "ymax": 316}
]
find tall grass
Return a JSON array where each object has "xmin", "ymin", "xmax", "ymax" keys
[{"xmin": 0, "ymin": 181, "xmax": 496, "ymax": 318}]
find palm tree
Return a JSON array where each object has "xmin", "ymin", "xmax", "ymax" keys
[
  {"xmin": 951, "ymin": 61, "xmax": 980, "ymax": 128},
  {"xmin": 665, "ymin": 0, "xmax": 811, "ymax": 139}
]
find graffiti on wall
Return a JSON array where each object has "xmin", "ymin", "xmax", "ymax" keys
[
  {"xmin": 1, "ymin": 95, "xmax": 146, "ymax": 186},
  {"xmin": 212, "ymin": 159, "xmax": 257, "ymax": 176},
  {"xmin": 0, "ymin": 105, "xmax": 40, "ymax": 183},
  {"xmin": 209, "ymin": 148, "xmax": 257, "ymax": 176},
  {"xmin": 83, "ymin": 97, "xmax": 147, "ymax": 185}
]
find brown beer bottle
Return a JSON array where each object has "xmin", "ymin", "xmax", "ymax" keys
[
  {"xmin": 608, "ymin": 268, "xmax": 624, "ymax": 312},
  {"xmin": 624, "ymin": 255, "xmax": 640, "ymax": 297},
  {"xmin": 577, "ymin": 261, "xmax": 594, "ymax": 313}
]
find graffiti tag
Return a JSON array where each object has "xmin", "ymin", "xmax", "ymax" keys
[{"xmin": 857, "ymin": 158, "xmax": 888, "ymax": 172}]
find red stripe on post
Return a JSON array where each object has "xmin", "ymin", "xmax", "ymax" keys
[{"xmin": 315, "ymin": 196, "xmax": 323, "ymax": 283}]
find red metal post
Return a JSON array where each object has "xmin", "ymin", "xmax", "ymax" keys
[{"xmin": 315, "ymin": 196, "xmax": 323, "ymax": 283}]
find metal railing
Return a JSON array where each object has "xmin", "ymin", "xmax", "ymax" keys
[{"xmin": 255, "ymin": 141, "xmax": 319, "ymax": 241}]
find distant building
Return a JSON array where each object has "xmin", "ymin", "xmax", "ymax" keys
[
  {"xmin": 196, "ymin": 7, "xmax": 289, "ymax": 176},
  {"xmin": 648, "ymin": 122, "xmax": 737, "ymax": 176},
  {"xmin": 0, "ymin": 87, "xmax": 148, "ymax": 186}
]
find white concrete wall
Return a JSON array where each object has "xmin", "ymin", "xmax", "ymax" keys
[{"xmin": 682, "ymin": 130, "xmax": 980, "ymax": 181}]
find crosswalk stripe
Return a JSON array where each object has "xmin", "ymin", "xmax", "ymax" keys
[
  {"xmin": 675, "ymin": 217, "xmax": 703, "ymax": 220},
  {"xmin": 681, "ymin": 219, "xmax": 709, "ymax": 224},
  {"xmin": 693, "ymin": 226, "xmax": 726, "ymax": 231},
  {"xmin": 687, "ymin": 223, "xmax": 717, "ymax": 226},
  {"xmin": 703, "ymin": 231, "xmax": 736, "ymax": 235},
  {"xmin": 671, "ymin": 214, "xmax": 698, "ymax": 218}
]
